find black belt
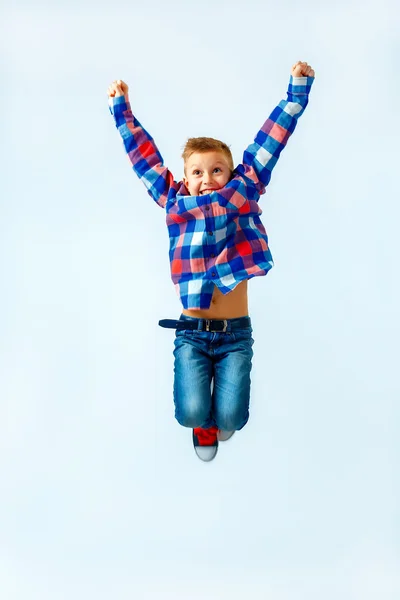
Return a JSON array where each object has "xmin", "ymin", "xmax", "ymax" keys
[{"xmin": 158, "ymin": 316, "xmax": 251, "ymax": 333}]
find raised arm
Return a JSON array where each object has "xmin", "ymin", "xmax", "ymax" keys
[
  {"xmin": 241, "ymin": 61, "xmax": 315, "ymax": 195},
  {"xmin": 107, "ymin": 80, "xmax": 179, "ymax": 209}
]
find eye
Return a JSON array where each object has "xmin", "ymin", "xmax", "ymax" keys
[
  {"xmin": 213, "ymin": 168, "xmax": 222, "ymax": 173},
  {"xmin": 193, "ymin": 170, "xmax": 201, "ymax": 175}
]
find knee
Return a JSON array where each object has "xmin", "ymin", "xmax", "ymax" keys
[
  {"xmin": 217, "ymin": 409, "xmax": 249, "ymax": 432},
  {"xmin": 175, "ymin": 403, "xmax": 209, "ymax": 429}
]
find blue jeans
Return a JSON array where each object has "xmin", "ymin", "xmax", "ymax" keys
[{"xmin": 172, "ymin": 315, "xmax": 254, "ymax": 430}]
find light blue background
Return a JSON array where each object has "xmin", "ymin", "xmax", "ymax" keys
[{"xmin": 1, "ymin": 0, "xmax": 398, "ymax": 598}]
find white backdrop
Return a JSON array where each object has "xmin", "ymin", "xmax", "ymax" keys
[{"xmin": 1, "ymin": 0, "xmax": 399, "ymax": 598}]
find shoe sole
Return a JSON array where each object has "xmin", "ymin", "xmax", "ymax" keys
[
  {"xmin": 217, "ymin": 430, "xmax": 235, "ymax": 442},
  {"xmin": 194, "ymin": 446, "xmax": 218, "ymax": 461}
]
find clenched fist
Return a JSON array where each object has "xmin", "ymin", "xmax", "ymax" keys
[
  {"xmin": 291, "ymin": 61, "xmax": 315, "ymax": 78},
  {"xmin": 107, "ymin": 79, "xmax": 129, "ymax": 100}
]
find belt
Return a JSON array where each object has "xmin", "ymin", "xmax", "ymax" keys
[{"xmin": 158, "ymin": 317, "xmax": 251, "ymax": 333}]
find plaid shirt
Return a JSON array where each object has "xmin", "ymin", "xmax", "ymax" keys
[{"xmin": 109, "ymin": 75, "xmax": 314, "ymax": 310}]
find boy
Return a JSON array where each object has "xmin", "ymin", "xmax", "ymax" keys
[{"xmin": 107, "ymin": 61, "xmax": 315, "ymax": 462}]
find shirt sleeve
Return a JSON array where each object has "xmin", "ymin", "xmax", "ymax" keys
[
  {"xmin": 109, "ymin": 95, "xmax": 180, "ymax": 209},
  {"xmin": 241, "ymin": 75, "xmax": 315, "ymax": 195}
]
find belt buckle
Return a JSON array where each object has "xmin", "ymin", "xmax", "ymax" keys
[{"xmin": 205, "ymin": 319, "xmax": 228, "ymax": 332}]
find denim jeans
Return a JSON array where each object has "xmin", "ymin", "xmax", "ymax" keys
[{"xmin": 172, "ymin": 314, "xmax": 254, "ymax": 430}]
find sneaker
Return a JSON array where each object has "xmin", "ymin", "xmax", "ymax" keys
[
  {"xmin": 192, "ymin": 426, "xmax": 219, "ymax": 462},
  {"xmin": 217, "ymin": 430, "xmax": 235, "ymax": 442}
]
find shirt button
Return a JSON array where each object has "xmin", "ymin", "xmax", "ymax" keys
[
  {"xmin": 205, "ymin": 206, "xmax": 210, "ymax": 211},
  {"xmin": 212, "ymin": 272, "xmax": 216, "ymax": 277},
  {"xmin": 211, "ymin": 253, "xmax": 215, "ymax": 258},
  {"xmin": 208, "ymin": 231, "xmax": 213, "ymax": 236}
]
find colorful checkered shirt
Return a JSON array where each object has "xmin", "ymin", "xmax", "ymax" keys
[{"xmin": 109, "ymin": 75, "xmax": 314, "ymax": 309}]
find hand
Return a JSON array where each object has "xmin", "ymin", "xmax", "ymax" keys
[
  {"xmin": 107, "ymin": 79, "xmax": 129, "ymax": 100},
  {"xmin": 291, "ymin": 61, "xmax": 315, "ymax": 78}
]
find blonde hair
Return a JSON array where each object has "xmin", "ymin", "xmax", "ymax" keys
[{"xmin": 182, "ymin": 137, "xmax": 234, "ymax": 173}]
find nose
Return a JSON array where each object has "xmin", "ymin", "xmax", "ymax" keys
[{"xmin": 203, "ymin": 171, "xmax": 215, "ymax": 184}]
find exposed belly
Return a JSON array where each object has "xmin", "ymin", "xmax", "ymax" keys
[{"xmin": 182, "ymin": 280, "xmax": 249, "ymax": 319}]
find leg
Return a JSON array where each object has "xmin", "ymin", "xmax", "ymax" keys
[
  {"xmin": 173, "ymin": 331, "xmax": 214, "ymax": 428},
  {"xmin": 212, "ymin": 329, "xmax": 254, "ymax": 431}
]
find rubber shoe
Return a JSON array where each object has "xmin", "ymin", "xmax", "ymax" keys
[
  {"xmin": 192, "ymin": 426, "xmax": 219, "ymax": 462},
  {"xmin": 217, "ymin": 430, "xmax": 235, "ymax": 442}
]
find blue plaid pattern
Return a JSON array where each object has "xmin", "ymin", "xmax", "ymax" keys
[{"xmin": 109, "ymin": 75, "xmax": 314, "ymax": 309}]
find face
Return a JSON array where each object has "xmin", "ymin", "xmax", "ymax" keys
[{"xmin": 183, "ymin": 151, "xmax": 232, "ymax": 196}]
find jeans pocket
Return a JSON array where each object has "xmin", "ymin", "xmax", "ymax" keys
[
  {"xmin": 231, "ymin": 328, "xmax": 254, "ymax": 345},
  {"xmin": 175, "ymin": 329, "xmax": 188, "ymax": 339}
]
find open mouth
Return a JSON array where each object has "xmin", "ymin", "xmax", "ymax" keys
[{"xmin": 199, "ymin": 189, "xmax": 218, "ymax": 195}]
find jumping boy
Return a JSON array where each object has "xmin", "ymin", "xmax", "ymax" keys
[{"xmin": 107, "ymin": 61, "xmax": 315, "ymax": 462}]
